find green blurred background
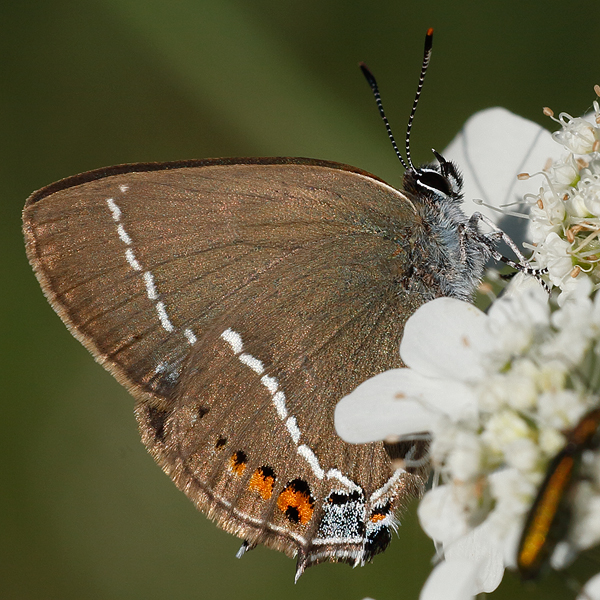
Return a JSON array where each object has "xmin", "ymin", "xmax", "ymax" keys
[{"xmin": 3, "ymin": 1, "xmax": 599, "ymax": 598}]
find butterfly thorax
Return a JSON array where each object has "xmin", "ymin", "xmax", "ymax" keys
[{"xmin": 402, "ymin": 161, "xmax": 491, "ymax": 301}]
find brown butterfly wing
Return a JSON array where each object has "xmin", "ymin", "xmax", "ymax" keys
[{"xmin": 23, "ymin": 158, "xmax": 431, "ymax": 574}]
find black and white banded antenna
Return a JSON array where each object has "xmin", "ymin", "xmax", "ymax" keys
[{"xmin": 360, "ymin": 28, "xmax": 434, "ymax": 172}]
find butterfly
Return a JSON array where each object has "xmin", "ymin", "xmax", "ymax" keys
[{"xmin": 22, "ymin": 29, "xmax": 499, "ymax": 578}]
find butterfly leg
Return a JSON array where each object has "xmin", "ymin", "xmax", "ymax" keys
[{"xmin": 468, "ymin": 211, "xmax": 550, "ymax": 291}]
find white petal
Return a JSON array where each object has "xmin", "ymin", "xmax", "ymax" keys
[
  {"xmin": 420, "ymin": 559, "xmax": 477, "ymax": 600},
  {"xmin": 334, "ymin": 369, "xmax": 476, "ymax": 443},
  {"xmin": 418, "ymin": 485, "xmax": 470, "ymax": 546},
  {"xmin": 501, "ymin": 522, "xmax": 523, "ymax": 570},
  {"xmin": 445, "ymin": 521, "xmax": 505, "ymax": 594},
  {"xmin": 401, "ymin": 298, "xmax": 492, "ymax": 382},
  {"xmin": 550, "ymin": 541, "xmax": 576, "ymax": 571},
  {"xmin": 446, "ymin": 431, "xmax": 483, "ymax": 481},
  {"xmin": 444, "ymin": 107, "xmax": 556, "ymax": 245},
  {"xmin": 503, "ymin": 272, "xmax": 549, "ymax": 297},
  {"xmin": 579, "ymin": 573, "xmax": 600, "ymax": 600}
]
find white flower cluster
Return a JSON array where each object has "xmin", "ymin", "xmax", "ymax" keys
[
  {"xmin": 421, "ymin": 279, "xmax": 600, "ymax": 571},
  {"xmin": 337, "ymin": 278, "xmax": 600, "ymax": 598},
  {"xmin": 336, "ymin": 93, "xmax": 600, "ymax": 599},
  {"xmin": 526, "ymin": 93, "xmax": 600, "ymax": 302}
]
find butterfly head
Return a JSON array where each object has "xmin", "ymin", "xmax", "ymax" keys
[{"xmin": 403, "ymin": 150, "xmax": 464, "ymax": 203}]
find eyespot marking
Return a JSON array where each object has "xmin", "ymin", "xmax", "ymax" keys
[
  {"xmin": 248, "ymin": 466, "xmax": 276, "ymax": 500},
  {"xmin": 277, "ymin": 479, "xmax": 315, "ymax": 525},
  {"xmin": 230, "ymin": 450, "xmax": 248, "ymax": 476},
  {"xmin": 370, "ymin": 513, "xmax": 386, "ymax": 523}
]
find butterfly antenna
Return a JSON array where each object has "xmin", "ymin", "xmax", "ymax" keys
[
  {"xmin": 359, "ymin": 62, "xmax": 409, "ymax": 170},
  {"xmin": 405, "ymin": 28, "xmax": 434, "ymax": 171}
]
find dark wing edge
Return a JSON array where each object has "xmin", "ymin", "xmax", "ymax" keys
[{"xmin": 24, "ymin": 157, "xmax": 387, "ymax": 207}]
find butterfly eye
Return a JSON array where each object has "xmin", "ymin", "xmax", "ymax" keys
[{"xmin": 416, "ymin": 170, "xmax": 452, "ymax": 196}]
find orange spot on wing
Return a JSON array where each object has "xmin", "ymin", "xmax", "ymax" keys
[
  {"xmin": 370, "ymin": 512, "xmax": 386, "ymax": 523},
  {"xmin": 248, "ymin": 467, "xmax": 276, "ymax": 500},
  {"xmin": 277, "ymin": 479, "xmax": 315, "ymax": 525},
  {"xmin": 229, "ymin": 451, "xmax": 247, "ymax": 476}
]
